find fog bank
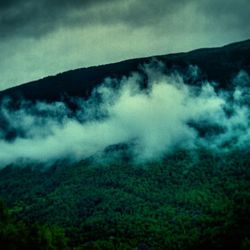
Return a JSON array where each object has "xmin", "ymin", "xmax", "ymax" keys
[{"xmin": 0, "ymin": 65, "xmax": 249, "ymax": 167}]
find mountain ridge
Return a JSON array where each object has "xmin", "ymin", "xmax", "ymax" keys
[{"xmin": 0, "ymin": 39, "xmax": 250, "ymax": 103}]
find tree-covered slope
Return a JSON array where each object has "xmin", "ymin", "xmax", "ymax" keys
[{"xmin": 0, "ymin": 149, "xmax": 249, "ymax": 249}]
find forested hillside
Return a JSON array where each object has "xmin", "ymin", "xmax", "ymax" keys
[
  {"xmin": 0, "ymin": 149, "xmax": 249, "ymax": 249},
  {"xmin": 0, "ymin": 40, "xmax": 250, "ymax": 249}
]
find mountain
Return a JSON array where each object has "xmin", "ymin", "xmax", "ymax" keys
[
  {"xmin": 0, "ymin": 39, "xmax": 250, "ymax": 103},
  {"xmin": 0, "ymin": 40, "xmax": 250, "ymax": 250}
]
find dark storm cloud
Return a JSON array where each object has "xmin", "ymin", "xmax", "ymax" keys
[
  {"xmin": 0, "ymin": 0, "xmax": 187, "ymax": 38},
  {"xmin": 0, "ymin": 0, "xmax": 115, "ymax": 38},
  {"xmin": 1, "ymin": 0, "xmax": 249, "ymax": 39},
  {"xmin": 0, "ymin": 0, "xmax": 249, "ymax": 90}
]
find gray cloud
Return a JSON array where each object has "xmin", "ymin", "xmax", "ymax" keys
[
  {"xmin": 0, "ymin": 0, "xmax": 249, "ymax": 90},
  {"xmin": 1, "ymin": 0, "xmax": 249, "ymax": 39},
  {"xmin": 0, "ymin": 0, "xmax": 186, "ymax": 38},
  {"xmin": 0, "ymin": 0, "xmax": 114, "ymax": 38},
  {"xmin": 197, "ymin": 0, "xmax": 250, "ymax": 36}
]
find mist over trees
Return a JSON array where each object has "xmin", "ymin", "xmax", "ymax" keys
[{"xmin": 0, "ymin": 40, "xmax": 249, "ymax": 249}]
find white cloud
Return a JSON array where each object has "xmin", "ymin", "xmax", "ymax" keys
[{"xmin": 0, "ymin": 65, "xmax": 249, "ymax": 167}]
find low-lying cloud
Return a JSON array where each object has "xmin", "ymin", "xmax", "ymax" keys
[{"xmin": 0, "ymin": 65, "xmax": 249, "ymax": 167}]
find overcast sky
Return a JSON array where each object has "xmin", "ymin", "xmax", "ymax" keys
[{"xmin": 0, "ymin": 0, "xmax": 249, "ymax": 90}]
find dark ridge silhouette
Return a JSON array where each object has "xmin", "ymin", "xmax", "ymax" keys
[{"xmin": 0, "ymin": 39, "xmax": 250, "ymax": 103}]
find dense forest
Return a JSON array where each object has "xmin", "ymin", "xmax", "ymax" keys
[
  {"xmin": 0, "ymin": 148, "xmax": 249, "ymax": 249},
  {"xmin": 0, "ymin": 200, "xmax": 68, "ymax": 249}
]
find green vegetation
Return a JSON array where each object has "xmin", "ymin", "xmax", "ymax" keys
[
  {"xmin": 0, "ymin": 148, "xmax": 249, "ymax": 249},
  {"xmin": 0, "ymin": 200, "xmax": 68, "ymax": 250}
]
